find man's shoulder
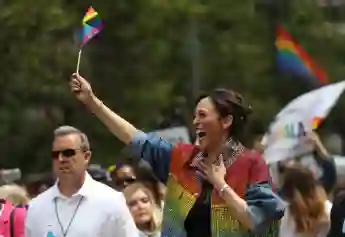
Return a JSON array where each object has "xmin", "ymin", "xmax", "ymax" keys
[
  {"xmin": 91, "ymin": 180, "xmax": 123, "ymax": 200},
  {"xmin": 89, "ymin": 181, "xmax": 126, "ymax": 213},
  {"xmin": 27, "ymin": 186, "xmax": 55, "ymax": 211}
]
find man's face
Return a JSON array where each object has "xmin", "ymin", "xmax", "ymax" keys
[{"xmin": 51, "ymin": 134, "xmax": 91, "ymax": 180}]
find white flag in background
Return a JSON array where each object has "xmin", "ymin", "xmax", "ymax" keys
[
  {"xmin": 262, "ymin": 81, "xmax": 345, "ymax": 164},
  {"xmin": 152, "ymin": 126, "xmax": 191, "ymax": 145}
]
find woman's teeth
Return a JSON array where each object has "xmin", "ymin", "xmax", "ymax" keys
[{"xmin": 198, "ymin": 131, "xmax": 206, "ymax": 138}]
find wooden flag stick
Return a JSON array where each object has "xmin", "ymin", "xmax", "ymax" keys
[{"xmin": 76, "ymin": 49, "xmax": 82, "ymax": 75}]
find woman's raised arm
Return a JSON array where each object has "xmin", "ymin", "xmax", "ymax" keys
[
  {"xmin": 70, "ymin": 73, "xmax": 139, "ymax": 144},
  {"xmin": 69, "ymin": 73, "xmax": 172, "ymax": 183}
]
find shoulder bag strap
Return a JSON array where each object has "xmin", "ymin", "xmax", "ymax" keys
[{"xmin": 9, "ymin": 208, "xmax": 15, "ymax": 237}]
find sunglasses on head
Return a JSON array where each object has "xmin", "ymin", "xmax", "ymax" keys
[{"xmin": 51, "ymin": 149, "xmax": 80, "ymax": 159}]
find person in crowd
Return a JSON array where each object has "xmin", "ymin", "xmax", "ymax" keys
[
  {"xmin": 24, "ymin": 173, "xmax": 55, "ymax": 198},
  {"xmin": 135, "ymin": 161, "xmax": 166, "ymax": 208},
  {"xmin": 124, "ymin": 182, "xmax": 162, "ymax": 237},
  {"xmin": 111, "ymin": 158, "xmax": 166, "ymax": 207},
  {"xmin": 110, "ymin": 158, "xmax": 137, "ymax": 191},
  {"xmin": 87, "ymin": 164, "xmax": 110, "ymax": 185},
  {"xmin": 327, "ymin": 189, "xmax": 345, "ymax": 237},
  {"xmin": 25, "ymin": 126, "xmax": 138, "ymax": 237},
  {"xmin": 69, "ymin": 73, "xmax": 284, "ymax": 237},
  {"xmin": 0, "ymin": 198, "xmax": 26, "ymax": 237},
  {"xmin": 0, "ymin": 184, "xmax": 30, "ymax": 206},
  {"xmin": 279, "ymin": 165, "xmax": 332, "ymax": 237},
  {"xmin": 277, "ymin": 131, "xmax": 336, "ymax": 196}
]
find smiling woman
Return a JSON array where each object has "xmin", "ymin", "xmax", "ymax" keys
[
  {"xmin": 69, "ymin": 73, "xmax": 285, "ymax": 237},
  {"xmin": 193, "ymin": 89, "xmax": 252, "ymax": 157}
]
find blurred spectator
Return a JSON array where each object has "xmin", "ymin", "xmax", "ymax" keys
[
  {"xmin": 24, "ymin": 172, "xmax": 55, "ymax": 198},
  {"xmin": 37, "ymin": 183, "xmax": 49, "ymax": 194},
  {"xmin": 327, "ymin": 190, "xmax": 345, "ymax": 237},
  {"xmin": 110, "ymin": 158, "xmax": 137, "ymax": 191},
  {"xmin": 136, "ymin": 161, "xmax": 166, "ymax": 208},
  {"xmin": 277, "ymin": 131, "xmax": 336, "ymax": 196},
  {"xmin": 0, "ymin": 169, "xmax": 21, "ymax": 185},
  {"xmin": 123, "ymin": 182, "xmax": 162, "ymax": 237},
  {"xmin": 0, "ymin": 185, "xmax": 28, "ymax": 237},
  {"xmin": 87, "ymin": 164, "xmax": 110, "ymax": 185},
  {"xmin": 0, "ymin": 198, "xmax": 26, "ymax": 237},
  {"xmin": 110, "ymin": 158, "xmax": 166, "ymax": 207},
  {"xmin": 279, "ymin": 165, "xmax": 332, "ymax": 237},
  {"xmin": 0, "ymin": 184, "xmax": 30, "ymax": 206}
]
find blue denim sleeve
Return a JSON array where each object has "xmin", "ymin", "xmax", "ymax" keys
[
  {"xmin": 315, "ymin": 154, "xmax": 337, "ymax": 194},
  {"xmin": 128, "ymin": 131, "xmax": 173, "ymax": 184},
  {"xmin": 245, "ymin": 182, "xmax": 285, "ymax": 234}
]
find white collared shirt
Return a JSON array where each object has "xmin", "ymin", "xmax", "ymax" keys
[{"xmin": 25, "ymin": 173, "xmax": 139, "ymax": 237}]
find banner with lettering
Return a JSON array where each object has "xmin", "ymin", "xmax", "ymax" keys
[{"xmin": 262, "ymin": 81, "xmax": 345, "ymax": 163}]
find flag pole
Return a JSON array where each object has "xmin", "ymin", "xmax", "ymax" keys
[{"xmin": 76, "ymin": 49, "xmax": 82, "ymax": 75}]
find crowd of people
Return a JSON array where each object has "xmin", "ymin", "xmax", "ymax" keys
[{"xmin": 0, "ymin": 73, "xmax": 343, "ymax": 237}]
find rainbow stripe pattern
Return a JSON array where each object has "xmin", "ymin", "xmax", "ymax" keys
[
  {"xmin": 275, "ymin": 24, "xmax": 328, "ymax": 85},
  {"xmin": 80, "ymin": 6, "xmax": 103, "ymax": 46},
  {"xmin": 161, "ymin": 144, "xmax": 280, "ymax": 237},
  {"xmin": 162, "ymin": 175, "xmax": 244, "ymax": 237},
  {"xmin": 312, "ymin": 117, "xmax": 322, "ymax": 130},
  {"xmin": 162, "ymin": 175, "xmax": 280, "ymax": 237}
]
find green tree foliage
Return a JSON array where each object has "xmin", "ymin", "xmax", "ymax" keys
[
  {"xmin": 0, "ymin": 0, "xmax": 79, "ymax": 171},
  {"xmin": 1, "ymin": 0, "xmax": 344, "ymax": 173}
]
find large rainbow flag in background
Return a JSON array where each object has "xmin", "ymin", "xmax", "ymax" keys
[{"xmin": 275, "ymin": 24, "xmax": 328, "ymax": 85}]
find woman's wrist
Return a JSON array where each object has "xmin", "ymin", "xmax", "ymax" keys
[
  {"xmin": 218, "ymin": 183, "xmax": 231, "ymax": 197},
  {"xmin": 85, "ymin": 95, "xmax": 103, "ymax": 112},
  {"xmin": 214, "ymin": 179, "xmax": 227, "ymax": 192}
]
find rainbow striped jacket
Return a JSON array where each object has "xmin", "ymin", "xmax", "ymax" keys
[{"xmin": 129, "ymin": 132, "xmax": 284, "ymax": 237}]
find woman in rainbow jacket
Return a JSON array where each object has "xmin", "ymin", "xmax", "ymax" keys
[{"xmin": 69, "ymin": 73, "xmax": 284, "ymax": 237}]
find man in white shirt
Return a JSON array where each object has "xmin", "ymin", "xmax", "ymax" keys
[{"xmin": 25, "ymin": 125, "xmax": 139, "ymax": 237}]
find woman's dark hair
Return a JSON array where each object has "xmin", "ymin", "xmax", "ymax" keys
[
  {"xmin": 197, "ymin": 88, "xmax": 252, "ymax": 142},
  {"xmin": 114, "ymin": 157, "xmax": 163, "ymax": 205},
  {"xmin": 115, "ymin": 157, "xmax": 137, "ymax": 170},
  {"xmin": 135, "ymin": 161, "xmax": 164, "ymax": 206}
]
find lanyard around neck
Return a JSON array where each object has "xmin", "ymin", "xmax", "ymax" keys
[{"xmin": 54, "ymin": 196, "xmax": 84, "ymax": 237}]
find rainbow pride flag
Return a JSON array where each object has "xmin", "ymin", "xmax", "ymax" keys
[
  {"xmin": 312, "ymin": 116, "xmax": 322, "ymax": 130},
  {"xmin": 275, "ymin": 24, "xmax": 328, "ymax": 85},
  {"xmin": 80, "ymin": 6, "xmax": 104, "ymax": 47}
]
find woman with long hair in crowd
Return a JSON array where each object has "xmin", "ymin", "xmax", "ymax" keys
[
  {"xmin": 124, "ymin": 182, "xmax": 162, "ymax": 237},
  {"xmin": 279, "ymin": 165, "xmax": 332, "ymax": 237},
  {"xmin": 69, "ymin": 73, "xmax": 284, "ymax": 237}
]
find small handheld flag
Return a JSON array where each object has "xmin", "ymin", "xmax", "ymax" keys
[
  {"xmin": 81, "ymin": 7, "xmax": 104, "ymax": 46},
  {"xmin": 312, "ymin": 117, "xmax": 322, "ymax": 130},
  {"xmin": 76, "ymin": 6, "xmax": 104, "ymax": 74}
]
